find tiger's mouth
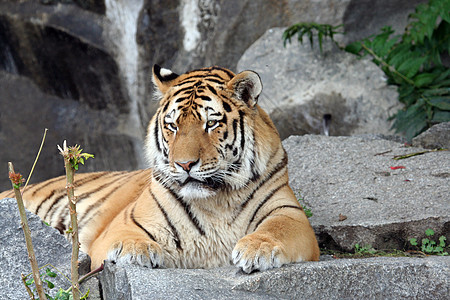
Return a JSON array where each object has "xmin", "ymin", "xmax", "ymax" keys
[
  {"xmin": 181, "ymin": 176, "xmax": 222, "ymax": 190},
  {"xmin": 177, "ymin": 176, "xmax": 223, "ymax": 200}
]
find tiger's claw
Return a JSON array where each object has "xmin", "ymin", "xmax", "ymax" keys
[
  {"xmin": 107, "ymin": 240, "xmax": 164, "ymax": 268},
  {"xmin": 232, "ymin": 233, "xmax": 289, "ymax": 273}
]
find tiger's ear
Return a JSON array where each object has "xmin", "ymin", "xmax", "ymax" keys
[
  {"xmin": 152, "ymin": 64, "xmax": 180, "ymax": 94},
  {"xmin": 227, "ymin": 70, "xmax": 262, "ymax": 107}
]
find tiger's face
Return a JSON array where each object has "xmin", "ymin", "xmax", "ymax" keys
[{"xmin": 146, "ymin": 65, "xmax": 265, "ymax": 200}]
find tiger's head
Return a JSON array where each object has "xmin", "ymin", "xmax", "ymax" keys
[{"xmin": 146, "ymin": 65, "xmax": 280, "ymax": 200}]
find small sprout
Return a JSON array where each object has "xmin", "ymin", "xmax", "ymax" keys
[
  {"xmin": 425, "ymin": 228, "xmax": 435, "ymax": 236},
  {"xmin": 409, "ymin": 229, "xmax": 449, "ymax": 256},
  {"xmin": 57, "ymin": 140, "xmax": 94, "ymax": 171},
  {"xmin": 297, "ymin": 195, "xmax": 313, "ymax": 218},
  {"xmin": 354, "ymin": 243, "xmax": 376, "ymax": 255},
  {"xmin": 9, "ymin": 171, "xmax": 25, "ymax": 189},
  {"xmin": 303, "ymin": 206, "xmax": 313, "ymax": 218}
]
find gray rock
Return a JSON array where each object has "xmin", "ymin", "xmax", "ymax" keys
[
  {"xmin": 238, "ymin": 27, "xmax": 401, "ymax": 139},
  {"xmin": 412, "ymin": 122, "xmax": 450, "ymax": 150},
  {"xmin": 0, "ymin": 198, "xmax": 94, "ymax": 299},
  {"xmin": 0, "ymin": 1, "xmax": 144, "ymax": 191},
  {"xmin": 283, "ymin": 135, "xmax": 450, "ymax": 251},
  {"xmin": 0, "ymin": 71, "xmax": 141, "ymax": 192},
  {"xmin": 100, "ymin": 256, "xmax": 449, "ymax": 299},
  {"xmin": 343, "ymin": 0, "xmax": 428, "ymax": 44}
]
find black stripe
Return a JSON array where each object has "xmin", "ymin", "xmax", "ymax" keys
[
  {"xmin": 232, "ymin": 119, "xmax": 238, "ymax": 145},
  {"xmin": 239, "ymin": 111, "xmax": 245, "ymax": 150},
  {"xmin": 74, "ymin": 172, "xmax": 109, "ymax": 186},
  {"xmin": 131, "ymin": 204, "xmax": 157, "ymax": 242},
  {"xmin": 199, "ymin": 95, "xmax": 211, "ymax": 101},
  {"xmin": 206, "ymin": 84, "xmax": 218, "ymax": 95},
  {"xmin": 154, "ymin": 112, "xmax": 161, "ymax": 152},
  {"xmin": 163, "ymin": 100, "xmax": 170, "ymax": 112},
  {"xmin": 253, "ymin": 205, "xmax": 303, "ymax": 230},
  {"xmin": 75, "ymin": 172, "xmax": 126, "ymax": 205},
  {"xmin": 31, "ymin": 176, "xmax": 65, "ymax": 197},
  {"xmin": 79, "ymin": 170, "xmax": 147, "ymax": 228},
  {"xmin": 172, "ymin": 86, "xmax": 194, "ymax": 97},
  {"xmin": 150, "ymin": 190, "xmax": 182, "ymax": 250},
  {"xmin": 175, "ymin": 96, "xmax": 190, "ymax": 103},
  {"xmin": 42, "ymin": 194, "xmax": 65, "ymax": 220},
  {"xmin": 205, "ymin": 78, "xmax": 225, "ymax": 84},
  {"xmin": 231, "ymin": 153, "xmax": 288, "ymax": 223},
  {"xmin": 38, "ymin": 189, "xmax": 58, "ymax": 211},
  {"xmin": 194, "ymin": 110, "xmax": 202, "ymax": 120},
  {"xmin": 34, "ymin": 186, "xmax": 64, "ymax": 215},
  {"xmin": 166, "ymin": 187, "xmax": 206, "ymax": 236},
  {"xmin": 55, "ymin": 217, "xmax": 66, "ymax": 234},
  {"xmin": 249, "ymin": 133, "xmax": 260, "ymax": 182},
  {"xmin": 174, "ymin": 79, "xmax": 197, "ymax": 87},
  {"xmin": 39, "ymin": 172, "xmax": 110, "ymax": 219},
  {"xmin": 211, "ymin": 66, "xmax": 234, "ymax": 78},
  {"xmin": 182, "ymin": 73, "xmax": 227, "ymax": 82},
  {"xmin": 246, "ymin": 183, "xmax": 288, "ymax": 233},
  {"xmin": 222, "ymin": 101, "xmax": 232, "ymax": 112}
]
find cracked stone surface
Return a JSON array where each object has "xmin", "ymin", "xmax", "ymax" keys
[
  {"xmin": 283, "ymin": 135, "xmax": 449, "ymax": 251},
  {"xmin": 100, "ymin": 256, "xmax": 449, "ymax": 299}
]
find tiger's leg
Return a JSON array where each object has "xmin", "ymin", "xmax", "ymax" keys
[
  {"xmin": 232, "ymin": 206, "xmax": 319, "ymax": 273},
  {"xmin": 88, "ymin": 205, "xmax": 164, "ymax": 269}
]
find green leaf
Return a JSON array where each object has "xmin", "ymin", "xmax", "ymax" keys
[
  {"xmin": 428, "ymin": 97, "xmax": 450, "ymax": 110},
  {"xmin": 439, "ymin": 6, "xmax": 450, "ymax": 23},
  {"xmin": 439, "ymin": 236, "xmax": 447, "ymax": 247},
  {"xmin": 345, "ymin": 41, "xmax": 362, "ymax": 55},
  {"xmin": 434, "ymin": 246, "xmax": 443, "ymax": 253},
  {"xmin": 45, "ymin": 279, "xmax": 55, "ymax": 289},
  {"xmin": 410, "ymin": 238, "xmax": 418, "ymax": 246},
  {"xmin": 425, "ymin": 228, "xmax": 435, "ymax": 236},
  {"xmin": 413, "ymin": 72, "xmax": 437, "ymax": 87},
  {"xmin": 432, "ymin": 110, "xmax": 450, "ymax": 122},
  {"xmin": 397, "ymin": 56, "xmax": 427, "ymax": 79},
  {"xmin": 81, "ymin": 289, "xmax": 90, "ymax": 300},
  {"xmin": 46, "ymin": 270, "xmax": 57, "ymax": 278}
]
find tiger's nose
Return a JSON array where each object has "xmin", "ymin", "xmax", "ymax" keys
[{"xmin": 175, "ymin": 160, "xmax": 199, "ymax": 172}]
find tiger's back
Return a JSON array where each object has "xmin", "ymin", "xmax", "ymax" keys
[{"xmin": 1, "ymin": 65, "xmax": 319, "ymax": 272}]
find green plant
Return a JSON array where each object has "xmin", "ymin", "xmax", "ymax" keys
[
  {"xmin": 58, "ymin": 140, "xmax": 94, "ymax": 300},
  {"xmin": 283, "ymin": 0, "xmax": 450, "ymax": 141},
  {"xmin": 353, "ymin": 243, "xmax": 376, "ymax": 255},
  {"xmin": 283, "ymin": 22, "xmax": 343, "ymax": 53},
  {"xmin": 297, "ymin": 196, "xmax": 313, "ymax": 218},
  {"xmin": 24, "ymin": 265, "xmax": 90, "ymax": 300},
  {"xmin": 7, "ymin": 131, "xmax": 97, "ymax": 300},
  {"xmin": 410, "ymin": 228, "xmax": 448, "ymax": 256}
]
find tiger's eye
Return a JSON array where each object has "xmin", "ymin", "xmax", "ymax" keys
[{"xmin": 207, "ymin": 120, "xmax": 217, "ymax": 127}]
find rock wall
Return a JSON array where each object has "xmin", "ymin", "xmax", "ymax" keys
[
  {"xmin": 0, "ymin": 0, "xmax": 427, "ymax": 191},
  {"xmin": 237, "ymin": 28, "xmax": 401, "ymax": 139}
]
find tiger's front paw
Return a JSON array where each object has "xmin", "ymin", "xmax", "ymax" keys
[
  {"xmin": 232, "ymin": 233, "xmax": 289, "ymax": 273},
  {"xmin": 107, "ymin": 239, "xmax": 164, "ymax": 268}
]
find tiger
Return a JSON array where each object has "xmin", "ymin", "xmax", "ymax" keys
[{"xmin": 1, "ymin": 65, "xmax": 320, "ymax": 273}]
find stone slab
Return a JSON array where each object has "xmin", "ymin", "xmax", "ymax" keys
[
  {"xmin": 100, "ymin": 256, "xmax": 449, "ymax": 299},
  {"xmin": 283, "ymin": 135, "xmax": 450, "ymax": 251}
]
